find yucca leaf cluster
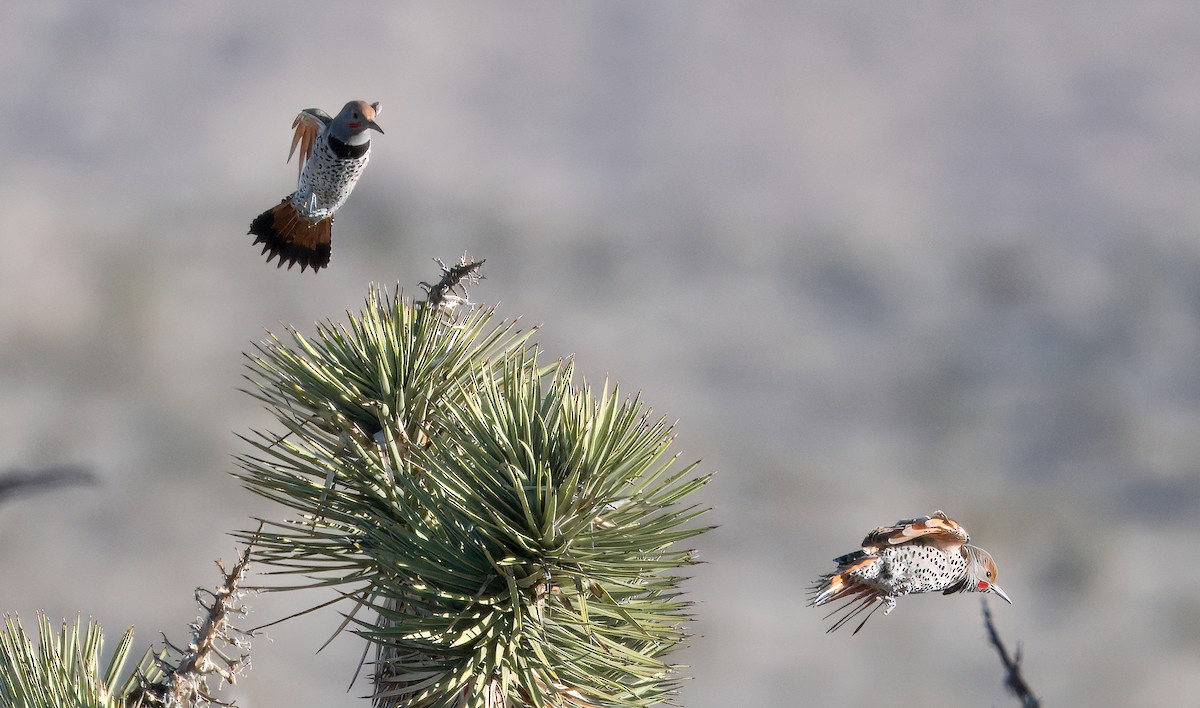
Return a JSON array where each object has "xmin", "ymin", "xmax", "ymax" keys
[
  {"xmin": 0, "ymin": 615, "xmax": 160, "ymax": 708},
  {"xmin": 237, "ymin": 285, "xmax": 711, "ymax": 707}
]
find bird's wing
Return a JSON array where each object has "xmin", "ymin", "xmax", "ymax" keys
[
  {"xmin": 861, "ymin": 511, "xmax": 970, "ymax": 552},
  {"xmin": 287, "ymin": 108, "xmax": 332, "ymax": 176}
]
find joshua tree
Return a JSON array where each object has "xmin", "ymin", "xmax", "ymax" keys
[{"xmin": 0, "ymin": 259, "xmax": 713, "ymax": 708}]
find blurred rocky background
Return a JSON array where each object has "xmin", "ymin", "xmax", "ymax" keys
[{"xmin": 3, "ymin": 2, "xmax": 1200, "ymax": 706}]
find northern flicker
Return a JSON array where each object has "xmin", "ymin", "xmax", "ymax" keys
[
  {"xmin": 248, "ymin": 100, "xmax": 383, "ymax": 272},
  {"xmin": 809, "ymin": 511, "xmax": 1011, "ymax": 634}
]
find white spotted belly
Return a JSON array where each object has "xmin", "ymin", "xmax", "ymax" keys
[{"xmin": 292, "ymin": 139, "xmax": 370, "ymax": 221}]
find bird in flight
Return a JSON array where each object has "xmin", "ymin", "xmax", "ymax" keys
[
  {"xmin": 810, "ymin": 511, "xmax": 1011, "ymax": 633},
  {"xmin": 248, "ymin": 100, "xmax": 383, "ymax": 272}
]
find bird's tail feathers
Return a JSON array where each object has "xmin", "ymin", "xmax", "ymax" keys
[
  {"xmin": 248, "ymin": 195, "xmax": 332, "ymax": 272},
  {"xmin": 808, "ymin": 556, "xmax": 889, "ymax": 634},
  {"xmin": 822, "ymin": 590, "xmax": 889, "ymax": 634},
  {"xmin": 809, "ymin": 555, "xmax": 876, "ymax": 603}
]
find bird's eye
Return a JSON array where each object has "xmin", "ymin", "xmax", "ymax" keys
[{"xmin": 987, "ymin": 571, "xmax": 993, "ymax": 578}]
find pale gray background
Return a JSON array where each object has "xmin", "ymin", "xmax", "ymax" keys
[{"xmin": 2, "ymin": 2, "xmax": 1199, "ymax": 706}]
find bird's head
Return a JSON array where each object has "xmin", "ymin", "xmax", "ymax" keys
[
  {"xmin": 963, "ymin": 545, "xmax": 1012, "ymax": 604},
  {"xmin": 333, "ymin": 100, "xmax": 384, "ymax": 139}
]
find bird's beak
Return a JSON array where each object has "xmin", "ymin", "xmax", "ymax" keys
[
  {"xmin": 367, "ymin": 119, "xmax": 384, "ymax": 135},
  {"xmin": 990, "ymin": 584, "xmax": 1013, "ymax": 605}
]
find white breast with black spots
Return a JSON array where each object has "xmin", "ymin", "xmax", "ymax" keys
[
  {"xmin": 873, "ymin": 544, "xmax": 967, "ymax": 596},
  {"xmin": 293, "ymin": 137, "xmax": 371, "ymax": 220}
]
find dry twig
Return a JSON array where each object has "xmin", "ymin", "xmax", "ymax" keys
[
  {"xmin": 420, "ymin": 255, "xmax": 486, "ymax": 309},
  {"xmin": 982, "ymin": 599, "xmax": 1040, "ymax": 708},
  {"xmin": 133, "ymin": 541, "xmax": 257, "ymax": 706}
]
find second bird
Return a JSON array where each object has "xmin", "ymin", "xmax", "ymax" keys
[
  {"xmin": 810, "ymin": 511, "xmax": 1011, "ymax": 634},
  {"xmin": 248, "ymin": 100, "xmax": 383, "ymax": 272}
]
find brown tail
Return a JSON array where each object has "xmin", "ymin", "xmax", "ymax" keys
[
  {"xmin": 809, "ymin": 555, "xmax": 888, "ymax": 634},
  {"xmin": 248, "ymin": 195, "xmax": 332, "ymax": 272}
]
